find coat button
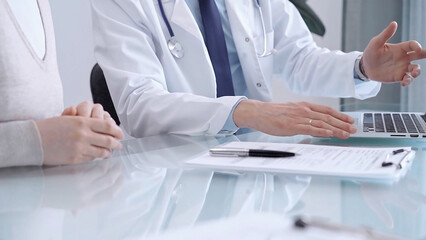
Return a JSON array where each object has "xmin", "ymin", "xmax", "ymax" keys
[
  {"xmin": 256, "ymin": 83, "xmax": 262, "ymax": 87},
  {"xmin": 245, "ymin": 37, "xmax": 250, "ymax": 42}
]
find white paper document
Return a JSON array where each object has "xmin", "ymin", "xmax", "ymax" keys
[{"xmin": 184, "ymin": 142, "xmax": 415, "ymax": 180}]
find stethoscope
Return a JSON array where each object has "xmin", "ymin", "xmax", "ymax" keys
[
  {"xmin": 158, "ymin": 0, "xmax": 184, "ymax": 58},
  {"xmin": 254, "ymin": 0, "xmax": 277, "ymax": 57},
  {"xmin": 157, "ymin": 0, "xmax": 276, "ymax": 59}
]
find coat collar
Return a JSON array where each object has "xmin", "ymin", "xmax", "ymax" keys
[
  {"xmin": 168, "ymin": 0, "xmax": 254, "ymax": 43},
  {"xmin": 169, "ymin": 0, "xmax": 204, "ymax": 42}
]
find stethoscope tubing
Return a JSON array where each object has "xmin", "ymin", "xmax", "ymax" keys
[
  {"xmin": 158, "ymin": 0, "xmax": 275, "ymax": 58},
  {"xmin": 254, "ymin": 0, "xmax": 275, "ymax": 57},
  {"xmin": 158, "ymin": 0, "xmax": 175, "ymax": 38}
]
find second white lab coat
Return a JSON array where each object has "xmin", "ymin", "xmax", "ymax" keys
[{"xmin": 91, "ymin": 0, "xmax": 381, "ymax": 138}]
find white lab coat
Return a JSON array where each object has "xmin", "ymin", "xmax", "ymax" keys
[{"xmin": 91, "ymin": 0, "xmax": 381, "ymax": 138}]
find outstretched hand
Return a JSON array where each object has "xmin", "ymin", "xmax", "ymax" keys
[
  {"xmin": 233, "ymin": 100, "xmax": 356, "ymax": 139},
  {"xmin": 362, "ymin": 21, "xmax": 426, "ymax": 86}
]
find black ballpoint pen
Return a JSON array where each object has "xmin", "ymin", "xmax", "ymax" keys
[
  {"xmin": 209, "ymin": 148, "xmax": 296, "ymax": 158},
  {"xmin": 294, "ymin": 217, "xmax": 405, "ymax": 240}
]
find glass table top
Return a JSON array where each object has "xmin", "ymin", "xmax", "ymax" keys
[{"xmin": 1, "ymin": 131, "xmax": 425, "ymax": 240}]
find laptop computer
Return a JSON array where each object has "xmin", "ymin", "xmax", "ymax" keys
[{"xmin": 345, "ymin": 112, "xmax": 426, "ymax": 138}]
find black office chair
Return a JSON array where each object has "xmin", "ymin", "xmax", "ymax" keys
[{"xmin": 90, "ymin": 64, "xmax": 120, "ymax": 125}]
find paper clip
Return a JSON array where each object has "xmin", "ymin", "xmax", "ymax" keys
[{"xmin": 381, "ymin": 149, "xmax": 413, "ymax": 169}]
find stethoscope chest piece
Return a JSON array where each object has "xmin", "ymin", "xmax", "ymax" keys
[
  {"xmin": 168, "ymin": 37, "xmax": 184, "ymax": 59},
  {"xmin": 158, "ymin": 0, "xmax": 184, "ymax": 59}
]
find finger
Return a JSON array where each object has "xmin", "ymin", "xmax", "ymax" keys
[
  {"xmin": 309, "ymin": 113, "xmax": 356, "ymax": 134},
  {"xmin": 62, "ymin": 106, "xmax": 77, "ymax": 116},
  {"xmin": 104, "ymin": 111, "xmax": 111, "ymax": 119},
  {"xmin": 84, "ymin": 145, "xmax": 112, "ymax": 159},
  {"xmin": 301, "ymin": 102, "xmax": 355, "ymax": 124},
  {"xmin": 408, "ymin": 49, "xmax": 426, "ymax": 61},
  {"xmin": 408, "ymin": 64, "xmax": 421, "ymax": 78},
  {"xmin": 89, "ymin": 133, "xmax": 122, "ymax": 150},
  {"xmin": 76, "ymin": 101, "xmax": 93, "ymax": 118},
  {"xmin": 309, "ymin": 119, "xmax": 353, "ymax": 139},
  {"xmin": 61, "ymin": 107, "xmax": 70, "ymax": 116},
  {"xmin": 104, "ymin": 112, "xmax": 116, "ymax": 124},
  {"xmin": 373, "ymin": 21, "xmax": 398, "ymax": 47},
  {"xmin": 80, "ymin": 155, "xmax": 94, "ymax": 162},
  {"xmin": 399, "ymin": 40, "xmax": 422, "ymax": 53},
  {"xmin": 294, "ymin": 124, "xmax": 333, "ymax": 138},
  {"xmin": 69, "ymin": 155, "xmax": 95, "ymax": 165},
  {"xmin": 90, "ymin": 119, "xmax": 124, "ymax": 139},
  {"xmin": 401, "ymin": 74, "xmax": 413, "ymax": 87},
  {"xmin": 91, "ymin": 104, "xmax": 104, "ymax": 119}
]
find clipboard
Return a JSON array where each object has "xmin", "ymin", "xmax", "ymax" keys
[{"xmin": 184, "ymin": 142, "xmax": 415, "ymax": 181}]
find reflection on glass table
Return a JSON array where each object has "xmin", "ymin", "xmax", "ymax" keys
[
  {"xmin": 0, "ymin": 159, "xmax": 123, "ymax": 239},
  {"xmin": 0, "ymin": 131, "xmax": 425, "ymax": 240}
]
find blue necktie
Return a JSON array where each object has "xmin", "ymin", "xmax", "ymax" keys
[{"xmin": 199, "ymin": 0, "xmax": 235, "ymax": 97}]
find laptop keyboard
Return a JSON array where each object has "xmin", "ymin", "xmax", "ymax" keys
[{"xmin": 363, "ymin": 113, "xmax": 426, "ymax": 134}]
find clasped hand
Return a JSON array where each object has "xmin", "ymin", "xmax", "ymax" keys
[{"xmin": 36, "ymin": 101, "xmax": 124, "ymax": 165}]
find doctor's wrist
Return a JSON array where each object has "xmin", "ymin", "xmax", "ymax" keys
[
  {"xmin": 233, "ymin": 99, "xmax": 263, "ymax": 129},
  {"xmin": 355, "ymin": 55, "xmax": 370, "ymax": 82}
]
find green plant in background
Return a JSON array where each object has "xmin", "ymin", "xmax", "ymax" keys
[{"xmin": 289, "ymin": 0, "xmax": 326, "ymax": 36}]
